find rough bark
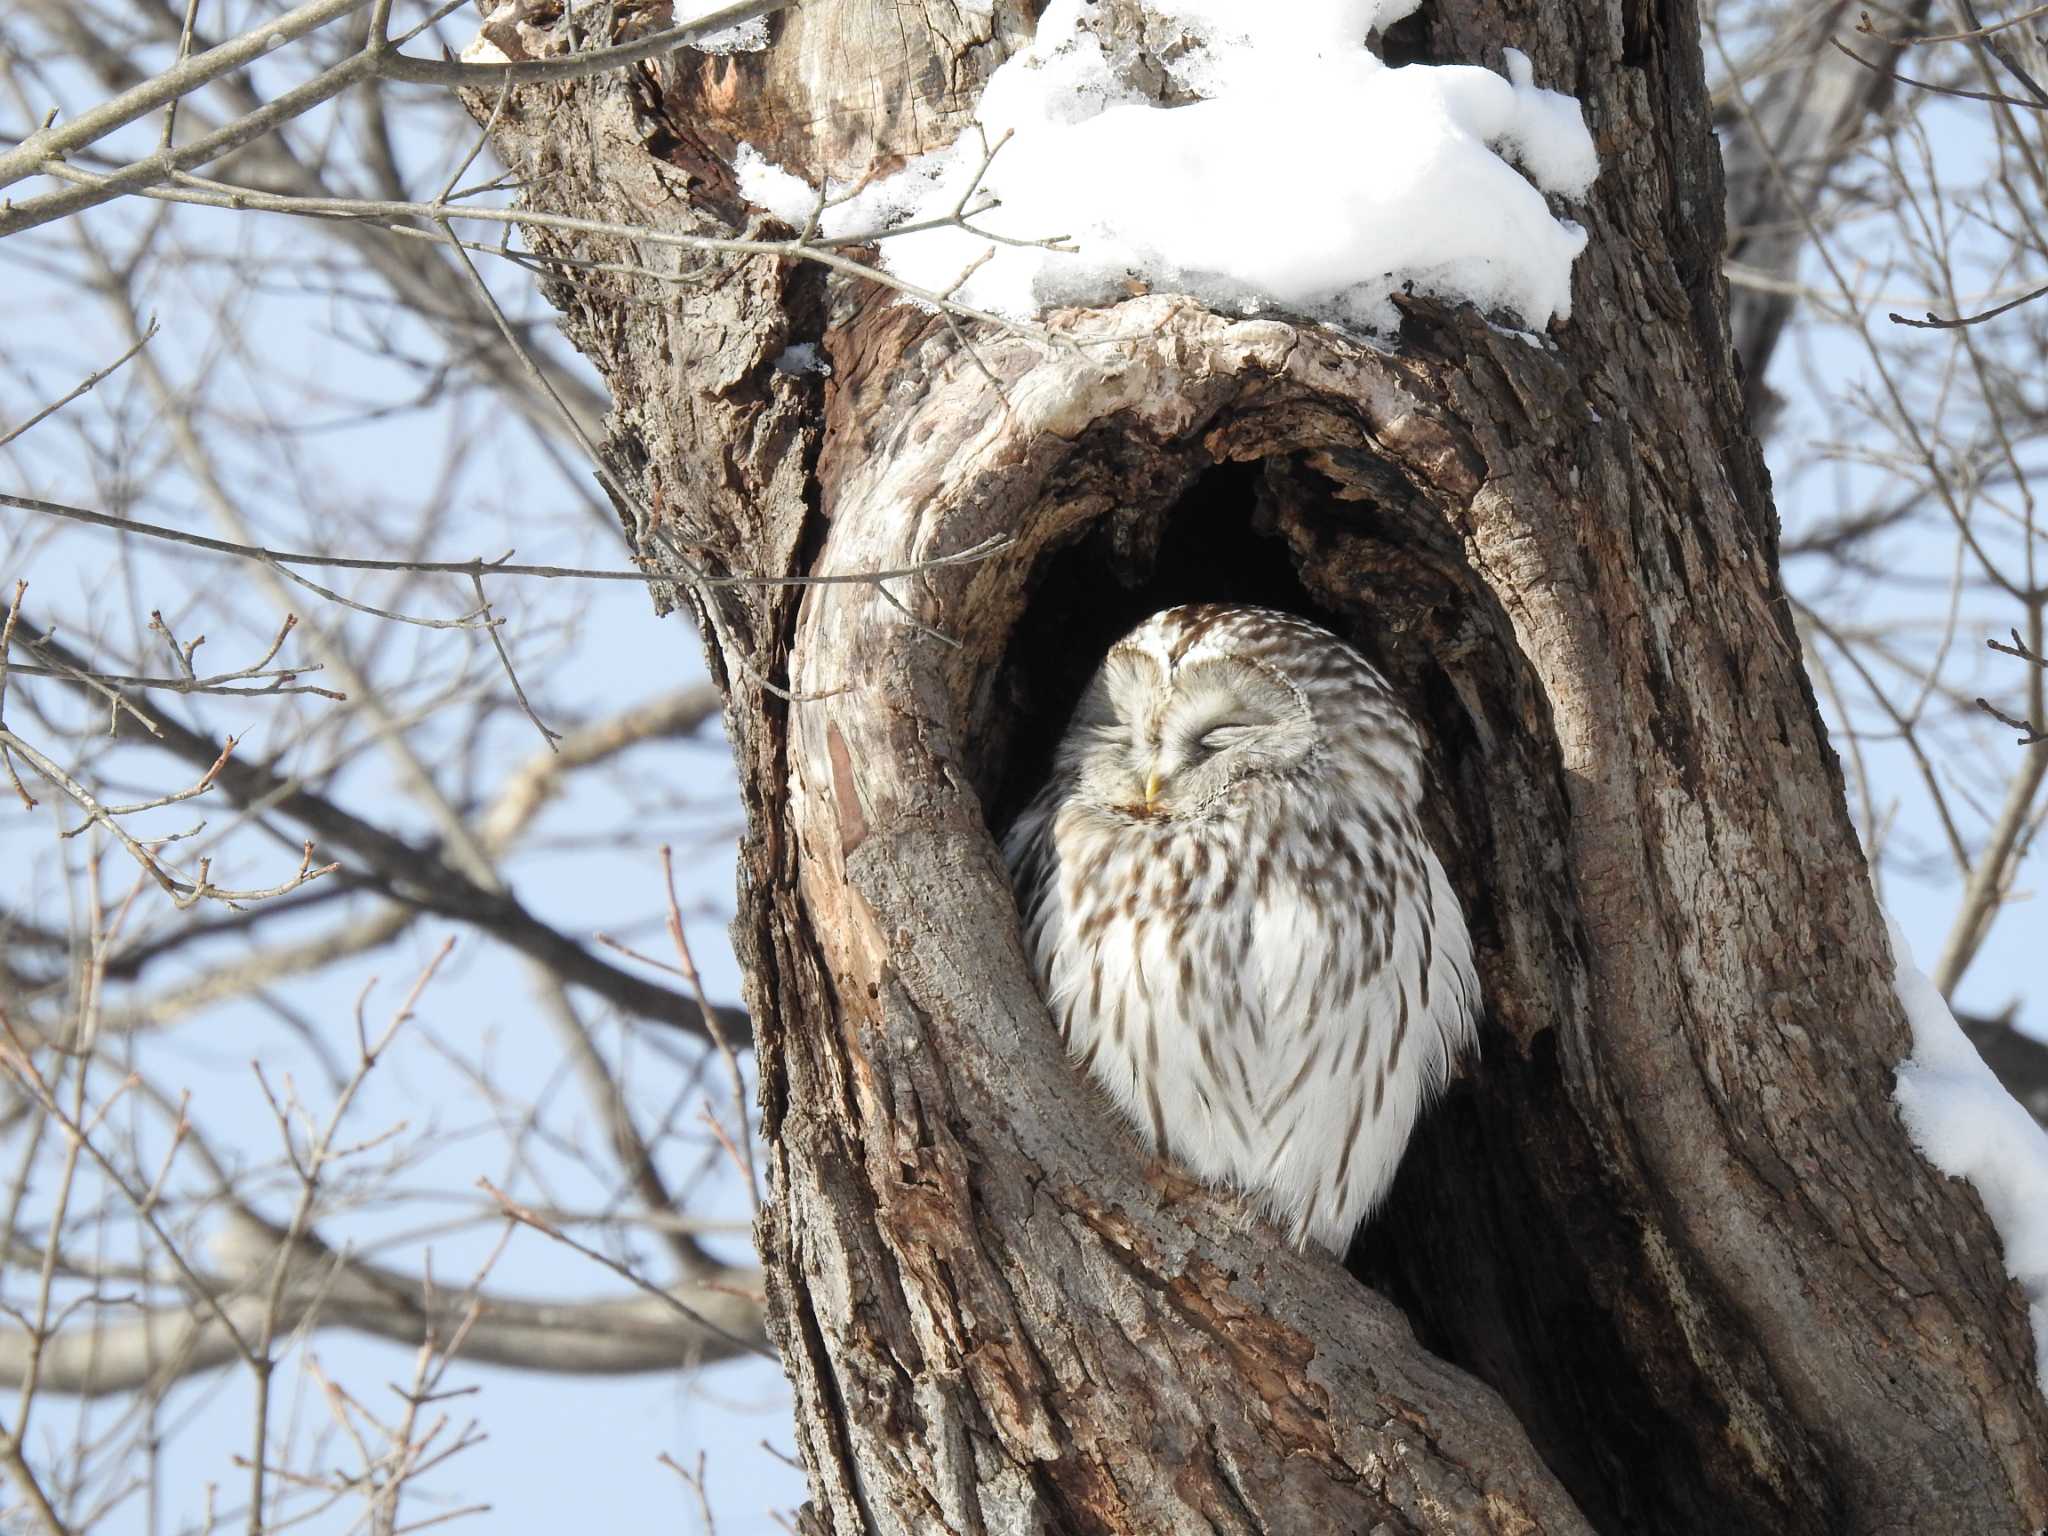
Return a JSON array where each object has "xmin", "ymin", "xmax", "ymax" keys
[{"xmin": 476, "ymin": 0, "xmax": 2048, "ymax": 1531}]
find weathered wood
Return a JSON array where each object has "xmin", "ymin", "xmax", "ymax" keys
[
  {"xmin": 477, "ymin": 0, "xmax": 2048, "ymax": 1530},
  {"xmin": 769, "ymin": 303, "xmax": 1606, "ymax": 1533}
]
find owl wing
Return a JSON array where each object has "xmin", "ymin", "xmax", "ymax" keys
[{"xmin": 1240, "ymin": 832, "xmax": 1478, "ymax": 1246}]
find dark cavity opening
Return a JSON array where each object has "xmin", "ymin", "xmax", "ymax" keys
[
  {"xmin": 983, "ymin": 453, "xmax": 1479, "ymax": 837},
  {"xmin": 988, "ymin": 460, "xmax": 1306, "ymax": 826},
  {"xmin": 982, "ymin": 438, "xmax": 1730, "ymax": 1535}
]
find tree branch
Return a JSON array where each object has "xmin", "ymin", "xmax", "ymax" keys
[
  {"xmin": 0, "ymin": 0, "xmax": 794, "ymax": 239},
  {"xmin": 0, "ymin": 0, "xmax": 375, "ymax": 193},
  {"xmin": 1712, "ymin": 0, "xmax": 1931, "ymax": 426},
  {"xmin": 15, "ymin": 0, "xmax": 611, "ymax": 448},
  {"xmin": 0, "ymin": 606, "xmax": 752, "ymax": 1046},
  {"xmin": 0, "ymin": 1214, "xmax": 767, "ymax": 1398}
]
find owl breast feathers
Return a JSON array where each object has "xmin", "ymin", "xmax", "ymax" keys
[{"xmin": 1004, "ymin": 603, "xmax": 1478, "ymax": 1252}]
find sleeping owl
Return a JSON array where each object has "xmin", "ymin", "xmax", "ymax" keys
[{"xmin": 1005, "ymin": 603, "xmax": 1478, "ymax": 1251}]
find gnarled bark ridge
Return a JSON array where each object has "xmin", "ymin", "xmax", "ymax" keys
[{"xmin": 477, "ymin": 0, "xmax": 2048, "ymax": 1530}]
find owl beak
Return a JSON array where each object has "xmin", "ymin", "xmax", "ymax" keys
[{"xmin": 1144, "ymin": 767, "xmax": 1163, "ymax": 808}]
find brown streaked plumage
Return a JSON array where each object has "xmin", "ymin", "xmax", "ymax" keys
[{"xmin": 1005, "ymin": 604, "xmax": 1479, "ymax": 1251}]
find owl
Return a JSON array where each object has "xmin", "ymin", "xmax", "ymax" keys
[{"xmin": 1004, "ymin": 604, "xmax": 1478, "ymax": 1252}]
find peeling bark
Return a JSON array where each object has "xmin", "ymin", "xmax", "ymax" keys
[{"xmin": 478, "ymin": 0, "xmax": 2048, "ymax": 1530}]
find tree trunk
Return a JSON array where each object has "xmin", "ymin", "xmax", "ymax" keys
[{"xmin": 476, "ymin": 0, "xmax": 2048, "ymax": 1530}]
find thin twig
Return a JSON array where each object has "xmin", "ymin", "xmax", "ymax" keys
[
  {"xmin": 28, "ymin": 161, "xmax": 1060, "ymax": 344},
  {"xmin": 468, "ymin": 575, "xmax": 559, "ymax": 750},
  {"xmin": 0, "ymin": 1416, "xmax": 74, "ymax": 1536},
  {"xmin": 1829, "ymin": 37, "xmax": 2047, "ymax": 111},
  {"xmin": 475, "ymin": 1180, "xmax": 772, "ymax": 1360},
  {"xmin": 657, "ymin": 1449, "xmax": 718, "ymax": 1536},
  {"xmin": 1975, "ymin": 695, "xmax": 2047, "ymax": 745},
  {"xmin": 1951, "ymin": 0, "xmax": 2048, "ymax": 106},
  {"xmin": 1891, "ymin": 277, "xmax": 2048, "ymax": 329},
  {"xmin": 0, "ymin": 581, "xmax": 32, "ymax": 809},
  {"xmin": 1860, "ymin": 2, "xmax": 2048, "ymax": 47},
  {"xmin": 0, "ymin": 320, "xmax": 159, "ymax": 450},
  {"xmin": 1989, "ymin": 628, "xmax": 2048, "ymax": 670},
  {"xmin": 0, "ymin": 725, "xmax": 338, "ymax": 909},
  {"xmin": 0, "ymin": 0, "xmax": 376, "ymax": 195},
  {"xmin": 2, "ymin": 493, "xmax": 1013, "ymax": 594},
  {"xmin": 0, "ymin": 0, "xmax": 797, "ymax": 237},
  {"xmin": 660, "ymin": 848, "xmax": 757, "ymax": 1212}
]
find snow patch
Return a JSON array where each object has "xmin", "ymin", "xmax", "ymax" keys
[
  {"xmin": 459, "ymin": 32, "xmax": 511, "ymax": 65},
  {"xmin": 1888, "ymin": 915, "xmax": 2048, "ymax": 1390},
  {"xmin": 773, "ymin": 342, "xmax": 831, "ymax": 375},
  {"xmin": 731, "ymin": 0, "xmax": 1597, "ymax": 333},
  {"xmin": 689, "ymin": 9, "xmax": 771, "ymax": 55},
  {"xmin": 460, "ymin": 1, "xmax": 768, "ymax": 65}
]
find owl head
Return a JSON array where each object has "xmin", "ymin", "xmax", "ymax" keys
[{"xmin": 1050, "ymin": 605, "xmax": 1335, "ymax": 822}]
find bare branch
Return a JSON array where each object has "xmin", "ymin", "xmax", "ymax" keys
[
  {"xmin": 14, "ymin": 0, "xmax": 609, "ymax": 445},
  {"xmin": 661, "ymin": 849, "xmax": 756, "ymax": 1213},
  {"xmin": 0, "ymin": 319, "xmax": 158, "ymax": 451},
  {"xmin": 1711, "ymin": 1, "xmax": 1928, "ymax": 420},
  {"xmin": 1891, "ymin": 278, "xmax": 2048, "ymax": 330},
  {"xmin": 0, "ymin": 1222, "xmax": 768, "ymax": 1398},
  {"xmin": 1829, "ymin": 37, "xmax": 2048, "ymax": 111},
  {"xmin": 21, "ymin": 160, "xmax": 1061, "ymax": 343},
  {"xmin": 1, "ymin": 492, "xmax": 1014, "ymax": 595},
  {"xmin": 0, "ymin": 0, "xmax": 375, "ymax": 194},
  {"xmin": 0, "ymin": 0, "xmax": 797, "ymax": 239},
  {"xmin": 477, "ymin": 1178, "xmax": 770, "ymax": 1361},
  {"xmin": 0, "ymin": 724, "xmax": 340, "ymax": 909},
  {"xmin": 1948, "ymin": 0, "xmax": 2048, "ymax": 107},
  {"xmin": 381, "ymin": 0, "xmax": 792, "ymax": 86},
  {"xmin": 0, "ymin": 1417, "xmax": 74, "ymax": 1536},
  {"xmin": 1867, "ymin": 3, "xmax": 2048, "ymax": 47},
  {"xmin": 1, "ymin": 605, "xmax": 750, "ymax": 1043}
]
